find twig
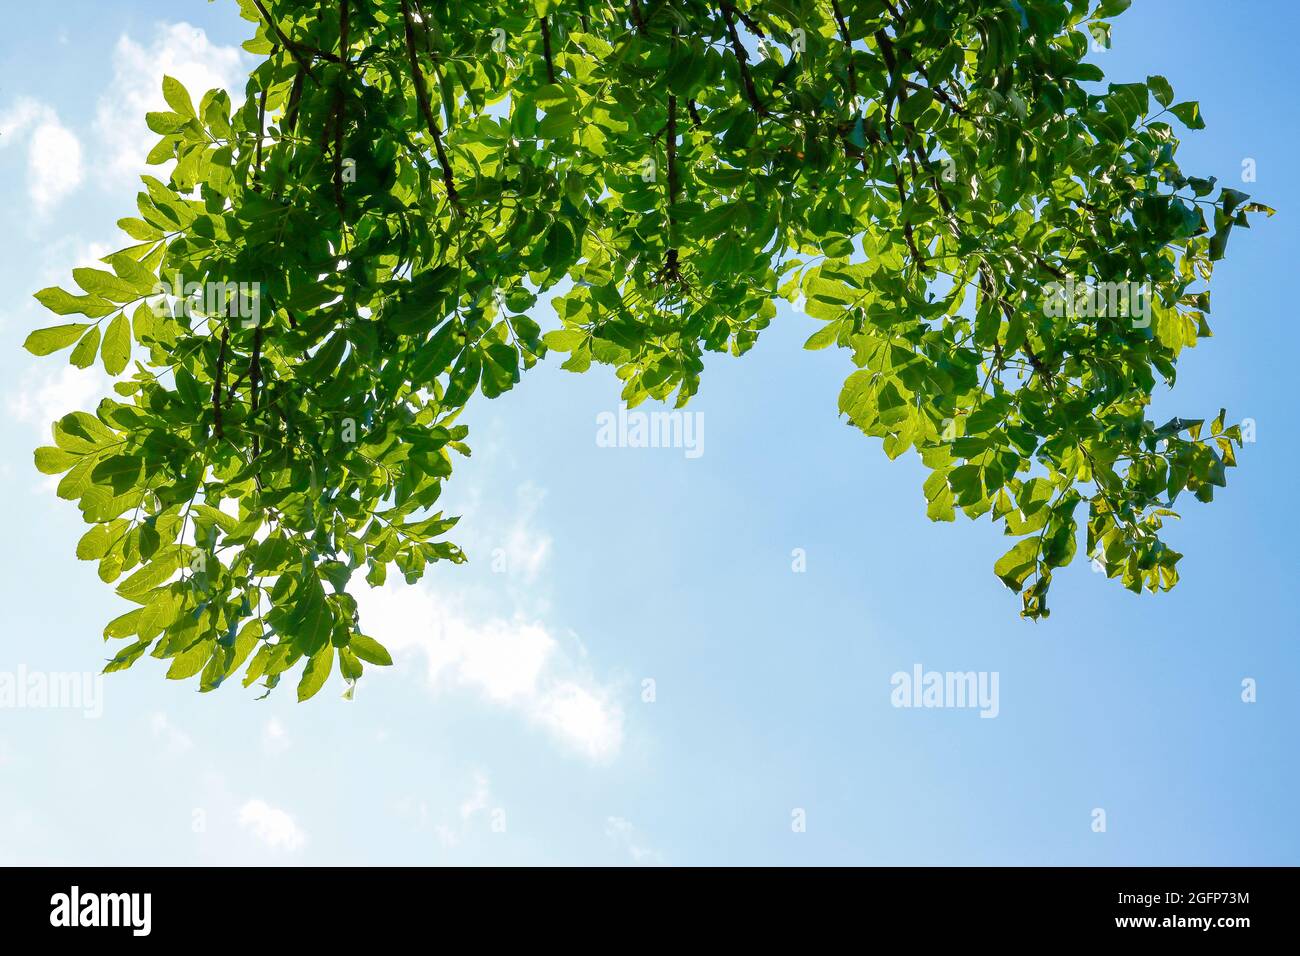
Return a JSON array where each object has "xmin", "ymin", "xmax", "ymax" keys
[
  {"xmin": 251, "ymin": 0, "xmax": 322, "ymax": 86},
  {"xmin": 400, "ymin": 0, "xmax": 460, "ymax": 208},
  {"xmin": 332, "ymin": 0, "xmax": 349, "ymax": 216},
  {"xmin": 213, "ymin": 326, "xmax": 228, "ymax": 439},
  {"xmin": 250, "ymin": 326, "xmax": 262, "ymax": 459},
  {"xmin": 718, "ymin": 2, "xmax": 765, "ymax": 116},
  {"xmin": 829, "ymin": 0, "xmax": 858, "ymax": 108}
]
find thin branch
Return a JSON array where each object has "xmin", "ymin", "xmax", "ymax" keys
[
  {"xmin": 667, "ymin": 95, "xmax": 679, "ymax": 200},
  {"xmin": 904, "ymin": 78, "xmax": 966, "ymax": 117},
  {"xmin": 213, "ymin": 326, "xmax": 228, "ymax": 440},
  {"xmin": 1034, "ymin": 254, "xmax": 1066, "ymax": 281},
  {"xmin": 400, "ymin": 0, "xmax": 460, "ymax": 208},
  {"xmin": 251, "ymin": 0, "xmax": 322, "ymax": 85},
  {"xmin": 875, "ymin": 26, "xmax": 928, "ymax": 265},
  {"xmin": 829, "ymin": 0, "xmax": 878, "ymax": 174},
  {"xmin": 829, "ymin": 0, "xmax": 858, "ymax": 108},
  {"xmin": 656, "ymin": 95, "xmax": 682, "ymax": 283},
  {"xmin": 250, "ymin": 326, "xmax": 262, "ymax": 460},
  {"xmin": 875, "ymin": 28, "xmax": 900, "ymax": 141},
  {"xmin": 540, "ymin": 16, "xmax": 557, "ymax": 84},
  {"xmin": 282, "ymin": 65, "xmax": 307, "ymax": 137},
  {"xmin": 982, "ymin": 263, "xmax": 1056, "ymax": 389},
  {"xmin": 718, "ymin": 1, "xmax": 765, "ymax": 116},
  {"xmin": 332, "ymin": 0, "xmax": 350, "ymax": 216},
  {"xmin": 251, "ymin": 72, "xmax": 269, "ymax": 192},
  {"xmin": 734, "ymin": 7, "xmax": 766, "ymax": 39}
]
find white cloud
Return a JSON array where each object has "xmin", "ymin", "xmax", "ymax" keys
[
  {"xmin": 0, "ymin": 98, "xmax": 45, "ymax": 139},
  {"xmin": 94, "ymin": 23, "xmax": 246, "ymax": 185},
  {"xmin": 534, "ymin": 681, "xmax": 625, "ymax": 762},
  {"xmin": 9, "ymin": 240, "xmax": 118, "ymax": 426},
  {"xmin": 27, "ymin": 237, "xmax": 115, "ymax": 293},
  {"xmin": 261, "ymin": 718, "xmax": 290, "ymax": 756},
  {"xmin": 355, "ymin": 584, "xmax": 624, "ymax": 762},
  {"xmin": 499, "ymin": 482, "xmax": 552, "ymax": 583},
  {"xmin": 29, "ymin": 121, "xmax": 84, "ymax": 211},
  {"xmin": 0, "ymin": 98, "xmax": 84, "ymax": 211},
  {"xmin": 605, "ymin": 817, "xmax": 663, "ymax": 865},
  {"xmin": 238, "ymin": 799, "xmax": 306, "ymax": 852},
  {"xmin": 7, "ymin": 364, "xmax": 110, "ymax": 436},
  {"xmin": 148, "ymin": 712, "xmax": 193, "ymax": 756},
  {"xmin": 459, "ymin": 772, "xmax": 492, "ymax": 821},
  {"xmin": 64, "ymin": 240, "xmax": 117, "ymax": 276},
  {"xmin": 454, "ymin": 481, "xmax": 552, "ymax": 587},
  {"xmin": 427, "ymin": 773, "xmax": 497, "ymax": 848}
]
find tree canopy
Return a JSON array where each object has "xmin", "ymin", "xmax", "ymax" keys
[{"xmin": 26, "ymin": 0, "xmax": 1270, "ymax": 700}]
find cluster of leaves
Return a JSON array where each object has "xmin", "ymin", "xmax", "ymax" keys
[{"xmin": 26, "ymin": 0, "xmax": 1269, "ymax": 700}]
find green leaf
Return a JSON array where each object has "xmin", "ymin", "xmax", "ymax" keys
[
  {"xmin": 35, "ymin": 445, "xmax": 79, "ymax": 475},
  {"xmin": 288, "ymin": 579, "xmax": 333, "ymax": 655},
  {"xmin": 118, "ymin": 217, "xmax": 164, "ymax": 241},
  {"xmin": 24, "ymin": 323, "xmax": 89, "ymax": 356},
  {"xmin": 167, "ymin": 638, "xmax": 214, "ymax": 680},
  {"xmin": 162, "ymin": 75, "xmax": 196, "ymax": 118},
  {"xmin": 91, "ymin": 454, "xmax": 144, "ymax": 494},
  {"xmin": 1169, "ymin": 101, "xmax": 1204, "ymax": 129},
  {"xmin": 297, "ymin": 643, "xmax": 334, "ymax": 701},
  {"xmin": 101, "ymin": 314, "xmax": 132, "ymax": 375},
  {"xmin": 73, "ymin": 267, "xmax": 139, "ymax": 303},
  {"xmin": 1146, "ymin": 74, "xmax": 1173, "ymax": 108},
  {"xmin": 349, "ymin": 633, "xmax": 393, "ymax": 666},
  {"xmin": 34, "ymin": 287, "xmax": 117, "ymax": 318},
  {"xmin": 899, "ymin": 88, "xmax": 934, "ymax": 124},
  {"xmin": 76, "ymin": 524, "xmax": 113, "ymax": 560},
  {"xmin": 994, "ymin": 537, "xmax": 1039, "ymax": 593},
  {"xmin": 69, "ymin": 325, "xmax": 101, "ymax": 369},
  {"xmin": 104, "ymin": 639, "xmax": 152, "ymax": 674},
  {"xmin": 104, "ymin": 609, "xmax": 143, "ymax": 640}
]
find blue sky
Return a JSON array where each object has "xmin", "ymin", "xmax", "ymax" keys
[{"xmin": 0, "ymin": 0, "xmax": 1296, "ymax": 866}]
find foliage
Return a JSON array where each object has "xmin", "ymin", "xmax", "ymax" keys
[{"xmin": 25, "ymin": 0, "xmax": 1271, "ymax": 699}]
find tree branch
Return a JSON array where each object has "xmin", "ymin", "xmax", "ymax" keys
[
  {"xmin": 718, "ymin": 1, "xmax": 765, "ymax": 116},
  {"xmin": 213, "ymin": 326, "xmax": 228, "ymax": 440},
  {"xmin": 250, "ymin": 326, "xmax": 262, "ymax": 459},
  {"xmin": 540, "ymin": 16, "xmax": 557, "ymax": 84},
  {"xmin": 282, "ymin": 65, "xmax": 307, "ymax": 138},
  {"xmin": 830, "ymin": 0, "xmax": 858, "ymax": 108},
  {"xmin": 251, "ymin": 0, "xmax": 322, "ymax": 85},
  {"xmin": 734, "ymin": 7, "xmax": 766, "ymax": 39},
  {"xmin": 400, "ymin": 0, "xmax": 460, "ymax": 208},
  {"xmin": 662, "ymin": 91, "xmax": 682, "ymax": 284},
  {"xmin": 872, "ymin": 29, "xmax": 925, "ymax": 264},
  {"xmin": 332, "ymin": 0, "xmax": 349, "ymax": 216},
  {"xmin": 904, "ymin": 78, "xmax": 966, "ymax": 117},
  {"xmin": 251, "ymin": 72, "xmax": 269, "ymax": 192}
]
